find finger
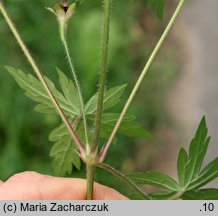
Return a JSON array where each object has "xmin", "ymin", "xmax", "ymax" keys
[
  {"xmin": 0, "ymin": 171, "xmax": 86, "ymax": 200},
  {"xmin": 93, "ymin": 183, "xmax": 128, "ymax": 200},
  {"xmin": 0, "ymin": 180, "xmax": 3, "ymax": 185},
  {"xmin": 0, "ymin": 171, "xmax": 127, "ymax": 200}
]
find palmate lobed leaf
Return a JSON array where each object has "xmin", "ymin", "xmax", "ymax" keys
[
  {"xmin": 128, "ymin": 191, "xmax": 177, "ymax": 200},
  {"xmin": 5, "ymin": 66, "xmax": 80, "ymax": 117},
  {"xmin": 6, "ymin": 66, "xmax": 151, "ymax": 176},
  {"xmin": 57, "ymin": 68, "xmax": 81, "ymax": 113},
  {"xmin": 128, "ymin": 193, "xmax": 145, "ymax": 200},
  {"xmin": 5, "ymin": 66, "xmax": 83, "ymax": 175},
  {"xmin": 149, "ymin": 191, "xmax": 177, "ymax": 200},
  {"xmin": 176, "ymin": 117, "xmax": 218, "ymax": 192},
  {"xmin": 49, "ymin": 135, "xmax": 81, "ymax": 176},
  {"xmin": 182, "ymin": 189, "xmax": 218, "ymax": 200},
  {"xmin": 176, "ymin": 117, "xmax": 218, "ymax": 197},
  {"xmin": 126, "ymin": 117, "xmax": 217, "ymax": 200},
  {"xmin": 89, "ymin": 113, "xmax": 153, "ymax": 141},
  {"xmin": 186, "ymin": 157, "xmax": 218, "ymax": 191},
  {"xmin": 49, "ymin": 121, "xmax": 85, "ymax": 176},
  {"xmin": 127, "ymin": 172, "xmax": 180, "ymax": 192},
  {"xmin": 49, "ymin": 111, "xmax": 151, "ymax": 175},
  {"xmin": 85, "ymin": 84, "xmax": 127, "ymax": 114},
  {"xmin": 185, "ymin": 117, "xmax": 210, "ymax": 184}
]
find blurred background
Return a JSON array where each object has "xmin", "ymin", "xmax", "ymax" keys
[{"xmin": 0, "ymin": 0, "xmax": 217, "ymax": 196}]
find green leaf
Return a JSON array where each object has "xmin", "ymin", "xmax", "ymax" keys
[
  {"xmin": 184, "ymin": 117, "xmax": 210, "ymax": 185},
  {"xmin": 200, "ymin": 157, "xmax": 218, "ymax": 179},
  {"xmin": 5, "ymin": 66, "xmax": 80, "ymax": 116},
  {"xmin": 176, "ymin": 117, "xmax": 218, "ymax": 195},
  {"xmin": 85, "ymin": 93, "xmax": 98, "ymax": 115},
  {"xmin": 182, "ymin": 189, "xmax": 218, "ymax": 200},
  {"xmin": 57, "ymin": 68, "xmax": 81, "ymax": 113},
  {"xmin": 128, "ymin": 193, "xmax": 145, "ymax": 200},
  {"xmin": 6, "ymin": 66, "xmax": 83, "ymax": 176},
  {"xmin": 88, "ymin": 113, "xmax": 153, "ymax": 141},
  {"xmin": 49, "ymin": 123, "xmax": 81, "ymax": 176},
  {"xmin": 186, "ymin": 157, "xmax": 218, "ymax": 191},
  {"xmin": 127, "ymin": 172, "xmax": 179, "ymax": 191},
  {"xmin": 101, "ymin": 113, "xmax": 153, "ymax": 140},
  {"xmin": 177, "ymin": 148, "xmax": 188, "ymax": 187},
  {"xmin": 149, "ymin": 191, "xmax": 177, "ymax": 200},
  {"xmin": 85, "ymin": 84, "xmax": 127, "ymax": 114},
  {"xmin": 103, "ymin": 84, "xmax": 127, "ymax": 111},
  {"xmin": 34, "ymin": 104, "xmax": 55, "ymax": 114}
]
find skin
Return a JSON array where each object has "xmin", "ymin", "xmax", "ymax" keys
[{"xmin": 0, "ymin": 171, "xmax": 127, "ymax": 200}]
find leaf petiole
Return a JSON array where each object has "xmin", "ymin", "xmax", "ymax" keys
[
  {"xmin": 98, "ymin": 163, "xmax": 150, "ymax": 200},
  {"xmin": 100, "ymin": 0, "xmax": 186, "ymax": 162},
  {"xmin": 59, "ymin": 20, "xmax": 90, "ymax": 151}
]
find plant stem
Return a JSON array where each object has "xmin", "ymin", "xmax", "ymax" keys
[
  {"xmin": 100, "ymin": 0, "xmax": 185, "ymax": 162},
  {"xmin": 86, "ymin": 163, "xmax": 95, "ymax": 200},
  {"xmin": 0, "ymin": 3, "xmax": 85, "ymax": 154},
  {"xmin": 92, "ymin": 0, "xmax": 111, "ymax": 152},
  {"xmin": 59, "ymin": 22, "xmax": 90, "ymax": 150},
  {"xmin": 98, "ymin": 163, "xmax": 150, "ymax": 200}
]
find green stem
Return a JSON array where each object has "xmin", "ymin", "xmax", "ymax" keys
[
  {"xmin": 98, "ymin": 163, "xmax": 150, "ymax": 200},
  {"xmin": 86, "ymin": 163, "xmax": 95, "ymax": 200},
  {"xmin": 92, "ymin": 0, "xmax": 111, "ymax": 152},
  {"xmin": 0, "ymin": 3, "xmax": 85, "ymax": 154},
  {"xmin": 100, "ymin": 0, "xmax": 185, "ymax": 162},
  {"xmin": 59, "ymin": 22, "xmax": 90, "ymax": 150}
]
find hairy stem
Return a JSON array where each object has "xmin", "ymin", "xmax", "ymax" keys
[
  {"xmin": 92, "ymin": 0, "xmax": 111, "ymax": 152},
  {"xmin": 0, "ymin": 3, "xmax": 85, "ymax": 154},
  {"xmin": 100, "ymin": 0, "xmax": 185, "ymax": 161},
  {"xmin": 98, "ymin": 163, "xmax": 150, "ymax": 200},
  {"xmin": 86, "ymin": 163, "xmax": 95, "ymax": 200},
  {"xmin": 60, "ymin": 22, "xmax": 90, "ymax": 150}
]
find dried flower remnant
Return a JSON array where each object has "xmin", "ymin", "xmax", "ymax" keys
[
  {"xmin": 46, "ymin": 1, "xmax": 76, "ymax": 42},
  {"xmin": 46, "ymin": 1, "xmax": 76, "ymax": 23}
]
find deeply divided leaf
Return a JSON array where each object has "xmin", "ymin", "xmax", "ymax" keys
[
  {"xmin": 85, "ymin": 84, "xmax": 127, "ymax": 114},
  {"xmin": 182, "ymin": 189, "xmax": 218, "ymax": 200},
  {"xmin": 49, "ymin": 123, "xmax": 81, "ymax": 176},
  {"xmin": 5, "ymin": 66, "xmax": 158, "ymax": 179},
  {"xmin": 177, "ymin": 117, "xmax": 217, "ymax": 196},
  {"xmin": 93, "ymin": 113, "xmax": 153, "ymax": 141},
  {"xmin": 5, "ymin": 66, "xmax": 80, "ymax": 116},
  {"xmin": 186, "ymin": 157, "xmax": 218, "ymax": 191},
  {"xmin": 128, "ymin": 193, "xmax": 145, "ymax": 200},
  {"xmin": 127, "ymin": 172, "xmax": 179, "ymax": 191},
  {"xmin": 184, "ymin": 117, "xmax": 210, "ymax": 186},
  {"xmin": 149, "ymin": 191, "xmax": 177, "ymax": 200},
  {"xmin": 57, "ymin": 68, "xmax": 81, "ymax": 113}
]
